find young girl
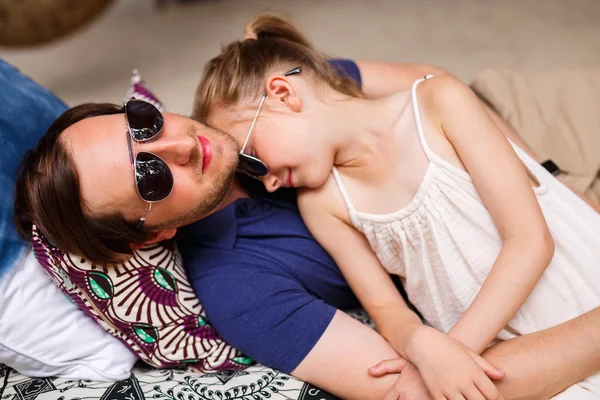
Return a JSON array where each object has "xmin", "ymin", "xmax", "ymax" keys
[{"xmin": 195, "ymin": 15, "xmax": 600, "ymax": 399}]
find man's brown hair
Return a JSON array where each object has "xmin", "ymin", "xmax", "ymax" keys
[{"xmin": 14, "ymin": 103, "xmax": 154, "ymax": 265}]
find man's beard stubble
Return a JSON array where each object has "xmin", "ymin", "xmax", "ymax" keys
[
  {"xmin": 190, "ymin": 158, "xmax": 237, "ymax": 221},
  {"xmin": 157, "ymin": 128, "xmax": 238, "ymax": 229}
]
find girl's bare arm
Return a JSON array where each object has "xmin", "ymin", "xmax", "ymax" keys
[{"xmin": 426, "ymin": 75, "xmax": 555, "ymax": 353}]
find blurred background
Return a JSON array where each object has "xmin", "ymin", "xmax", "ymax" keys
[{"xmin": 1, "ymin": 0, "xmax": 599, "ymax": 115}]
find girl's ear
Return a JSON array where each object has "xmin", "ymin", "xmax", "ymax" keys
[{"xmin": 265, "ymin": 74, "xmax": 302, "ymax": 112}]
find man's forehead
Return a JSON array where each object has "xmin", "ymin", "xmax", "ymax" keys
[
  {"xmin": 62, "ymin": 113, "xmax": 123, "ymax": 141},
  {"xmin": 62, "ymin": 114, "xmax": 135, "ymax": 216},
  {"xmin": 62, "ymin": 115, "xmax": 129, "ymax": 177}
]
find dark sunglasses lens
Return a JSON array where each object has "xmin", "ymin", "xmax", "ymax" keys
[
  {"xmin": 127, "ymin": 100, "xmax": 164, "ymax": 141},
  {"xmin": 238, "ymin": 154, "xmax": 268, "ymax": 177},
  {"xmin": 135, "ymin": 152, "xmax": 173, "ymax": 202}
]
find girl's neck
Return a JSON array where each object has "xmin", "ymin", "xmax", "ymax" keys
[{"xmin": 321, "ymin": 90, "xmax": 410, "ymax": 169}]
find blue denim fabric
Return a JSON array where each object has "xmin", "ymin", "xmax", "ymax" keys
[{"xmin": 0, "ymin": 60, "xmax": 67, "ymax": 281}]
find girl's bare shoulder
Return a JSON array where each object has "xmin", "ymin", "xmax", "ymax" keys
[
  {"xmin": 415, "ymin": 75, "xmax": 478, "ymax": 130},
  {"xmin": 297, "ymin": 173, "xmax": 353, "ymax": 226},
  {"xmin": 418, "ymin": 75, "xmax": 475, "ymax": 110}
]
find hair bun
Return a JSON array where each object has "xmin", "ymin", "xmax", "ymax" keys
[{"xmin": 243, "ymin": 14, "xmax": 312, "ymax": 48}]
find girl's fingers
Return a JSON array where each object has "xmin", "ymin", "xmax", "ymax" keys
[
  {"xmin": 474, "ymin": 375, "xmax": 505, "ymax": 400},
  {"xmin": 468, "ymin": 351, "xmax": 505, "ymax": 380},
  {"xmin": 462, "ymin": 384, "xmax": 487, "ymax": 400}
]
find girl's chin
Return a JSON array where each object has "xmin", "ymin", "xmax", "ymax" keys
[
  {"xmin": 305, "ymin": 179, "xmax": 327, "ymax": 190},
  {"xmin": 294, "ymin": 171, "xmax": 330, "ymax": 190}
]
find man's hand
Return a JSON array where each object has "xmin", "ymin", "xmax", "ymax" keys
[{"xmin": 370, "ymin": 358, "xmax": 432, "ymax": 400}]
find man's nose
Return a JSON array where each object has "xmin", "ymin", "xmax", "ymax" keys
[
  {"xmin": 142, "ymin": 135, "xmax": 196, "ymax": 166},
  {"xmin": 262, "ymin": 173, "xmax": 281, "ymax": 193}
]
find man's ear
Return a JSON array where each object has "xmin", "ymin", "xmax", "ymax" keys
[
  {"xmin": 130, "ymin": 228, "xmax": 177, "ymax": 249},
  {"xmin": 265, "ymin": 74, "xmax": 302, "ymax": 112}
]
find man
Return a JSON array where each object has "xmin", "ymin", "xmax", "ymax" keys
[{"xmin": 14, "ymin": 59, "xmax": 600, "ymax": 400}]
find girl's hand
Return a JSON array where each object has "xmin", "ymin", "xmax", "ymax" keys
[{"xmin": 405, "ymin": 326, "xmax": 505, "ymax": 400}]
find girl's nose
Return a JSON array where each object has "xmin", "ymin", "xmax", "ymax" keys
[
  {"xmin": 262, "ymin": 173, "xmax": 281, "ymax": 193},
  {"xmin": 143, "ymin": 135, "xmax": 196, "ymax": 166}
]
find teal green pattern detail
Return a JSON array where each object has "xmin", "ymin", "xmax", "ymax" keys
[
  {"xmin": 134, "ymin": 325, "xmax": 158, "ymax": 344},
  {"xmin": 89, "ymin": 272, "xmax": 113, "ymax": 299},
  {"xmin": 153, "ymin": 267, "xmax": 176, "ymax": 292},
  {"xmin": 233, "ymin": 356, "xmax": 253, "ymax": 366}
]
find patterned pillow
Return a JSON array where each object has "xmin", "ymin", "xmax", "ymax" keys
[
  {"xmin": 31, "ymin": 225, "xmax": 253, "ymax": 372},
  {"xmin": 124, "ymin": 69, "xmax": 166, "ymax": 112}
]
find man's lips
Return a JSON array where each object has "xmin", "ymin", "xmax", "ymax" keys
[{"xmin": 198, "ymin": 136, "xmax": 212, "ymax": 173}]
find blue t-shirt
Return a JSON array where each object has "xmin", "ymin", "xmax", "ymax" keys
[{"xmin": 178, "ymin": 59, "xmax": 362, "ymax": 373}]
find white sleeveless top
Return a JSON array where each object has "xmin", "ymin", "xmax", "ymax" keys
[{"xmin": 332, "ymin": 76, "xmax": 600, "ymax": 340}]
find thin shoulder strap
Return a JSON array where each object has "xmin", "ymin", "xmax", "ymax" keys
[
  {"xmin": 331, "ymin": 167, "xmax": 361, "ymax": 228},
  {"xmin": 411, "ymin": 74, "xmax": 436, "ymax": 160}
]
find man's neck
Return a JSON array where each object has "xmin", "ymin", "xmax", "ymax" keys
[
  {"xmin": 220, "ymin": 178, "xmax": 250, "ymax": 209},
  {"xmin": 231, "ymin": 179, "xmax": 251, "ymax": 198},
  {"xmin": 218, "ymin": 175, "xmax": 295, "ymax": 210},
  {"xmin": 191, "ymin": 176, "xmax": 294, "ymax": 228}
]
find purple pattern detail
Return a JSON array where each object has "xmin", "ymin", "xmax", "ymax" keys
[
  {"xmin": 137, "ymin": 266, "xmax": 178, "ymax": 307},
  {"xmin": 181, "ymin": 315, "xmax": 221, "ymax": 340},
  {"xmin": 124, "ymin": 70, "xmax": 165, "ymax": 112},
  {"xmin": 132, "ymin": 82, "xmax": 159, "ymax": 103}
]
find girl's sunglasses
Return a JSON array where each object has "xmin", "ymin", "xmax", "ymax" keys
[
  {"xmin": 237, "ymin": 66, "xmax": 302, "ymax": 178},
  {"xmin": 122, "ymin": 99, "xmax": 173, "ymax": 231}
]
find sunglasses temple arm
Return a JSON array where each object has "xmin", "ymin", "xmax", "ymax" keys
[
  {"xmin": 135, "ymin": 203, "xmax": 152, "ymax": 232},
  {"xmin": 126, "ymin": 130, "xmax": 135, "ymax": 165},
  {"xmin": 239, "ymin": 68, "xmax": 299, "ymax": 154},
  {"xmin": 284, "ymin": 67, "xmax": 302, "ymax": 76},
  {"xmin": 241, "ymin": 93, "xmax": 267, "ymax": 153}
]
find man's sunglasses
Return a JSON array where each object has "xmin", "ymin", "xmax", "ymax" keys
[
  {"xmin": 122, "ymin": 99, "xmax": 173, "ymax": 231},
  {"xmin": 237, "ymin": 66, "xmax": 302, "ymax": 178}
]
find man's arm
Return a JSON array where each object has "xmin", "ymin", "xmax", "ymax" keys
[
  {"xmin": 293, "ymin": 311, "xmax": 403, "ymax": 400},
  {"xmin": 483, "ymin": 307, "xmax": 600, "ymax": 400},
  {"xmin": 186, "ymin": 256, "xmax": 404, "ymax": 399},
  {"xmin": 186, "ymin": 221, "xmax": 600, "ymax": 399},
  {"xmin": 298, "ymin": 307, "xmax": 600, "ymax": 400}
]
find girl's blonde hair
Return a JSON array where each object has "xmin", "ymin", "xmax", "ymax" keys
[{"xmin": 193, "ymin": 14, "xmax": 363, "ymax": 121}]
